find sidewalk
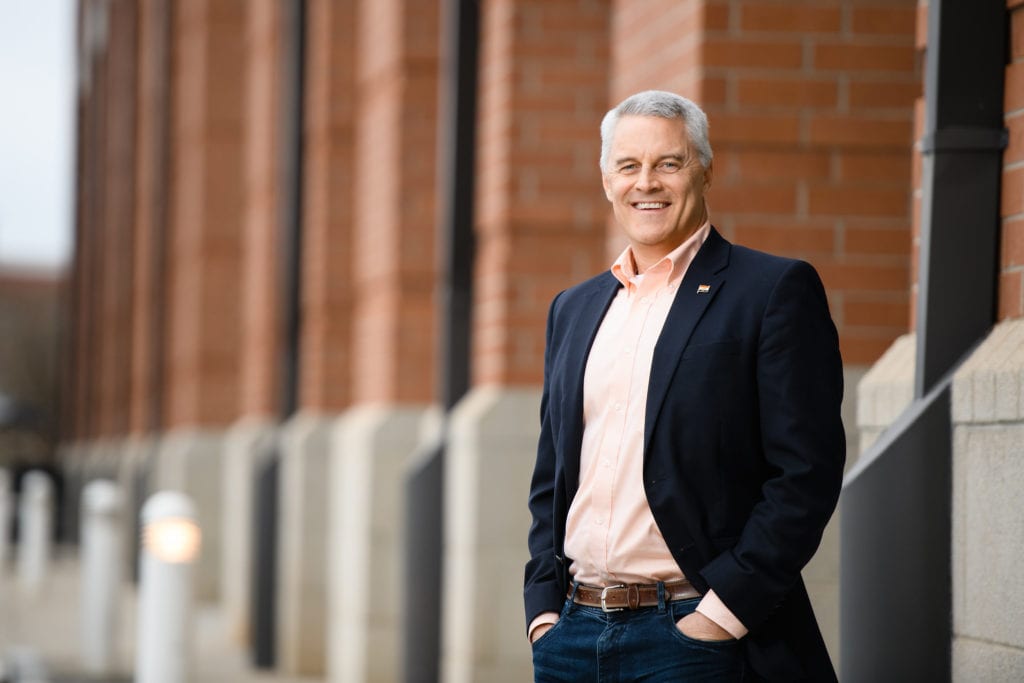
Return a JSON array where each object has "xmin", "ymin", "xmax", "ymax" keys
[{"xmin": 0, "ymin": 549, "xmax": 322, "ymax": 683}]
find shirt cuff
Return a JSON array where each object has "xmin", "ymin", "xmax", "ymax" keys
[
  {"xmin": 528, "ymin": 611, "xmax": 561, "ymax": 642},
  {"xmin": 695, "ymin": 589, "xmax": 748, "ymax": 639}
]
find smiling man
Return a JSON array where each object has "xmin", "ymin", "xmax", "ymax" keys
[{"xmin": 525, "ymin": 90, "xmax": 845, "ymax": 682}]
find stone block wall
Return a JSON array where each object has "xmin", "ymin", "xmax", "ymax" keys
[{"xmin": 950, "ymin": 319, "xmax": 1024, "ymax": 681}]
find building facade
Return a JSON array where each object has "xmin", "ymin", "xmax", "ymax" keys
[{"xmin": 63, "ymin": 0, "xmax": 1020, "ymax": 680}]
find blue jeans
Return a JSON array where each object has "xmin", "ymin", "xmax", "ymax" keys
[{"xmin": 532, "ymin": 585, "xmax": 745, "ymax": 682}]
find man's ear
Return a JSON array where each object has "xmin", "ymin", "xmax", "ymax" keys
[
  {"xmin": 602, "ymin": 173, "xmax": 613, "ymax": 202},
  {"xmin": 703, "ymin": 160, "xmax": 714, "ymax": 193}
]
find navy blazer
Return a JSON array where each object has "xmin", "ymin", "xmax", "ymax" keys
[{"xmin": 525, "ymin": 228, "xmax": 845, "ymax": 682}]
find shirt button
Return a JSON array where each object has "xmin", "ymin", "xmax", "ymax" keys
[
  {"xmin": 624, "ymin": 347, "xmax": 632, "ymax": 355},
  {"xmin": 640, "ymin": 296, "xmax": 650, "ymax": 305},
  {"xmin": 595, "ymin": 517, "xmax": 604, "ymax": 526},
  {"xmin": 614, "ymin": 403, "xmax": 623, "ymax": 412}
]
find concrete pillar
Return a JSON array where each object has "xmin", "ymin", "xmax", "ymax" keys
[
  {"xmin": 80, "ymin": 479, "xmax": 123, "ymax": 676},
  {"xmin": 326, "ymin": 405, "xmax": 432, "ymax": 683},
  {"xmin": 18, "ymin": 471, "xmax": 54, "ymax": 594},
  {"xmin": 856, "ymin": 333, "xmax": 917, "ymax": 457},
  {"xmin": 218, "ymin": 417, "xmax": 277, "ymax": 644},
  {"xmin": 441, "ymin": 387, "xmax": 541, "ymax": 683},
  {"xmin": 0, "ymin": 467, "xmax": 11, "ymax": 572},
  {"xmin": 153, "ymin": 429, "xmax": 226, "ymax": 602},
  {"xmin": 276, "ymin": 412, "xmax": 333, "ymax": 674}
]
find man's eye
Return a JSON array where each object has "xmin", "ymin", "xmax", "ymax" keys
[
  {"xmin": 658, "ymin": 161, "xmax": 681, "ymax": 173},
  {"xmin": 619, "ymin": 163, "xmax": 638, "ymax": 173}
]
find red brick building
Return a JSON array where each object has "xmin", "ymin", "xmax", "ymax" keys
[{"xmin": 63, "ymin": 0, "xmax": 1023, "ymax": 680}]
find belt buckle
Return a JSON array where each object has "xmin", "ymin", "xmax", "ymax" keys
[{"xmin": 600, "ymin": 584, "xmax": 625, "ymax": 613}]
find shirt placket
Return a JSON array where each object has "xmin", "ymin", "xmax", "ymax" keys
[{"xmin": 598, "ymin": 278, "xmax": 658, "ymax": 582}]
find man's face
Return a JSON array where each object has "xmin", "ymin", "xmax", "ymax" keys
[{"xmin": 602, "ymin": 115, "xmax": 712, "ymax": 264}]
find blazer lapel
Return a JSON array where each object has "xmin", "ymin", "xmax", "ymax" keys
[
  {"xmin": 644, "ymin": 228, "xmax": 731, "ymax": 451},
  {"xmin": 562, "ymin": 273, "xmax": 619, "ymax": 494}
]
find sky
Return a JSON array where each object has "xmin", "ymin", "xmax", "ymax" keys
[{"xmin": 0, "ymin": 0, "xmax": 76, "ymax": 271}]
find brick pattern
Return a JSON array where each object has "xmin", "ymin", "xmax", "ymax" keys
[
  {"xmin": 607, "ymin": 0, "xmax": 918, "ymax": 365},
  {"xmin": 128, "ymin": 0, "xmax": 168, "ymax": 435},
  {"xmin": 349, "ymin": 0, "xmax": 441, "ymax": 403},
  {"xmin": 300, "ymin": 0, "xmax": 356, "ymax": 412},
  {"xmin": 237, "ymin": 1, "xmax": 283, "ymax": 417},
  {"xmin": 717, "ymin": 0, "xmax": 917, "ymax": 365},
  {"xmin": 93, "ymin": 0, "xmax": 138, "ymax": 438},
  {"xmin": 1003, "ymin": 1, "xmax": 1024, "ymax": 320},
  {"xmin": 162, "ymin": 0, "xmax": 247, "ymax": 427},
  {"xmin": 474, "ymin": 0, "xmax": 611, "ymax": 386}
]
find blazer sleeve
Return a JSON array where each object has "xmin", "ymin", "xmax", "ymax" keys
[
  {"xmin": 523, "ymin": 292, "xmax": 568, "ymax": 633},
  {"xmin": 698, "ymin": 259, "xmax": 846, "ymax": 631}
]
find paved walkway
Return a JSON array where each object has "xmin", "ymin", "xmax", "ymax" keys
[{"xmin": 0, "ymin": 549, "xmax": 322, "ymax": 683}]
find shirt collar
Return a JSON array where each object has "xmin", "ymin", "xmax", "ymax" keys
[{"xmin": 610, "ymin": 220, "xmax": 711, "ymax": 289}]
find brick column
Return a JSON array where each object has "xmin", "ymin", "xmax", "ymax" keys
[
  {"xmin": 276, "ymin": 0, "xmax": 359, "ymax": 675},
  {"xmin": 156, "ymin": 0, "xmax": 248, "ymax": 602},
  {"xmin": 442, "ymin": 2, "xmax": 610, "ymax": 681},
  {"xmin": 96, "ymin": 0, "xmax": 137, "ymax": 440},
  {"xmin": 220, "ymin": 0, "xmax": 288, "ymax": 648},
  {"xmin": 325, "ymin": 0, "xmax": 441, "ymax": 680}
]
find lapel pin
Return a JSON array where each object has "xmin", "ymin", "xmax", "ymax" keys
[{"xmin": 697, "ymin": 284, "xmax": 711, "ymax": 294}]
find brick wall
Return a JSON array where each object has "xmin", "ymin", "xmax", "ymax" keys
[
  {"xmin": 237, "ymin": 1, "xmax": 283, "ymax": 417},
  {"xmin": 473, "ymin": 0, "xmax": 611, "ymax": 387},
  {"xmin": 300, "ymin": 0, "xmax": 356, "ymax": 413},
  {"xmin": 349, "ymin": 0, "xmax": 441, "ymax": 404},
  {"xmin": 1003, "ymin": 0, "xmax": 1024, "ymax": 319},
  {"xmin": 163, "ymin": 0, "xmax": 246, "ymax": 428},
  {"xmin": 611, "ymin": 0, "xmax": 918, "ymax": 365}
]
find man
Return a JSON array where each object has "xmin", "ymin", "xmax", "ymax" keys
[{"xmin": 524, "ymin": 90, "xmax": 845, "ymax": 682}]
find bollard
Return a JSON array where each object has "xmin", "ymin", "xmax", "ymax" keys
[
  {"xmin": 0, "ymin": 468, "xmax": 11, "ymax": 572},
  {"xmin": 135, "ymin": 491, "xmax": 201, "ymax": 683},
  {"xmin": 80, "ymin": 480, "xmax": 123, "ymax": 675},
  {"xmin": 17, "ymin": 470, "xmax": 53, "ymax": 594}
]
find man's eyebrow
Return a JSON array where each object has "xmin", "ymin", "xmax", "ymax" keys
[{"xmin": 612, "ymin": 152, "xmax": 687, "ymax": 166}]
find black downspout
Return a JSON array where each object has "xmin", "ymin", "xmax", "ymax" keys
[
  {"xmin": 404, "ymin": 1, "xmax": 479, "ymax": 681},
  {"xmin": 252, "ymin": 0, "xmax": 306, "ymax": 669},
  {"xmin": 840, "ymin": 1, "xmax": 1007, "ymax": 681}
]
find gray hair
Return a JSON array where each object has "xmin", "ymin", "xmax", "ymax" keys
[{"xmin": 599, "ymin": 90, "xmax": 713, "ymax": 171}]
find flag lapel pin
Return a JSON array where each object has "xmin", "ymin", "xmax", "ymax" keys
[{"xmin": 697, "ymin": 284, "xmax": 711, "ymax": 294}]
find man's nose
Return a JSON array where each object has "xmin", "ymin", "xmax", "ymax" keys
[{"xmin": 634, "ymin": 165, "xmax": 661, "ymax": 191}]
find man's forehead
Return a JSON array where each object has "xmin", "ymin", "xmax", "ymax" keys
[{"xmin": 610, "ymin": 115, "xmax": 692, "ymax": 150}]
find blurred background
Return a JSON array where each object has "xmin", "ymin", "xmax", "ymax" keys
[{"xmin": 0, "ymin": 0, "xmax": 1021, "ymax": 681}]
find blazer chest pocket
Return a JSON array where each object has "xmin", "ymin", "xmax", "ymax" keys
[{"xmin": 682, "ymin": 339, "xmax": 742, "ymax": 360}]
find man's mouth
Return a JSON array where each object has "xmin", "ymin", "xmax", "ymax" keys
[{"xmin": 633, "ymin": 201, "xmax": 669, "ymax": 210}]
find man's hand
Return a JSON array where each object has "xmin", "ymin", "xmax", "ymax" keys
[
  {"xmin": 676, "ymin": 610, "xmax": 735, "ymax": 642},
  {"xmin": 530, "ymin": 622, "xmax": 556, "ymax": 644}
]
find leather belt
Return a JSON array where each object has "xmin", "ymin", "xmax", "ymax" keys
[{"xmin": 570, "ymin": 580, "xmax": 701, "ymax": 612}]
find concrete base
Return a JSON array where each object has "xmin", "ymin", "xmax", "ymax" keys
[
  {"xmin": 276, "ymin": 412, "xmax": 333, "ymax": 675},
  {"xmin": 856, "ymin": 333, "xmax": 916, "ymax": 457},
  {"xmin": 326, "ymin": 404, "xmax": 432, "ymax": 683},
  {"xmin": 153, "ymin": 428, "xmax": 229, "ymax": 603},
  {"xmin": 441, "ymin": 387, "xmax": 541, "ymax": 683},
  {"xmin": 220, "ymin": 417, "xmax": 278, "ymax": 645},
  {"xmin": 951, "ymin": 319, "xmax": 1024, "ymax": 681},
  {"xmin": 802, "ymin": 363, "xmax": 868, "ymax": 670}
]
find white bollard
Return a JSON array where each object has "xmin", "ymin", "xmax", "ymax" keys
[
  {"xmin": 135, "ymin": 491, "xmax": 201, "ymax": 683},
  {"xmin": 80, "ymin": 479, "xmax": 124, "ymax": 676},
  {"xmin": 17, "ymin": 470, "xmax": 53, "ymax": 594},
  {"xmin": 0, "ymin": 467, "xmax": 11, "ymax": 572}
]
